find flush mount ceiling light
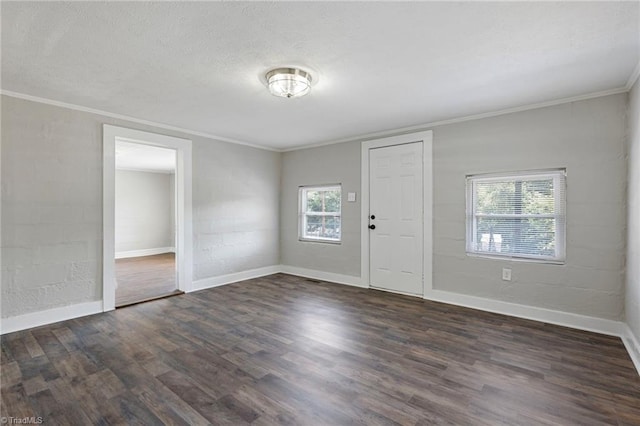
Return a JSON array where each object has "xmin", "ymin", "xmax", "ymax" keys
[{"xmin": 266, "ymin": 67, "xmax": 313, "ymax": 98}]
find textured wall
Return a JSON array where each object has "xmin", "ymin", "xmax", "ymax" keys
[
  {"xmin": 280, "ymin": 142, "xmax": 361, "ymax": 277},
  {"xmin": 432, "ymin": 94, "xmax": 627, "ymax": 320},
  {"xmin": 115, "ymin": 170, "xmax": 174, "ymax": 253},
  {"xmin": 2, "ymin": 97, "xmax": 102, "ymax": 317},
  {"xmin": 627, "ymin": 80, "xmax": 640, "ymax": 343},
  {"xmin": 1, "ymin": 95, "xmax": 281, "ymax": 318},
  {"xmin": 192, "ymin": 138, "xmax": 280, "ymax": 279},
  {"xmin": 1, "ymin": 92, "xmax": 629, "ymax": 322},
  {"xmin": 280, "ymin": 94, "xmax": 627, "ymax": 320}
]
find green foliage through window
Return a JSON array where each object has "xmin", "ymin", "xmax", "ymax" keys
[
  {"xmin": 300, "ymin": 185, "xmax": 342, "ymax": 242},
  {"xmin": 466, "ymin": 171, "xmax": 566, "ymax": 261}
]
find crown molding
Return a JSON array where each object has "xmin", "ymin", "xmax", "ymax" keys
[
  {"xmin": 3, "ymin": 85, "xmax": 631, "ymax": 155},
  {"xmin": 0, "ymin": 90, "xmax": 279, "ymax": 152},
  {"xmin": 281, "ymin": 87, "xmax": 629, "ymax": 152}
]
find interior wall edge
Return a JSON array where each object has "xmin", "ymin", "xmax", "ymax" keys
[
  {"xmin": 190, "ymin": 265, "xmax": 282, "ymax": 293},
  {"xmin": 425, "ymin": 288, "xmax": 638, "ymax": 376},
  {"xmin": 425, "ymin": 288, "xmax": 623, "ymax": 336},
  {"xmin": 280, "ymin": 265, "xmax": 365, "ymax": 288},
  {"xmin": 622, "ymin": 323, "xmax": 640, "ymax": 376},
  {"xmin": 625, "ymin": 58, "xmax": 640, "ymax": 90}
]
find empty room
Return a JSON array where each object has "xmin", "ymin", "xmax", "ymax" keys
[{"xmin": 1, "ymin": 1, "xmax": 640, "ymax": 424}]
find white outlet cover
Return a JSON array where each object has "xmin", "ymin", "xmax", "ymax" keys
[
  {"xmin": 502, "ymin": 268, "xmax": 512, "ymax": 281},
  {"xmin": 347, "ymin": 192, "xmax": 357, "ymax": 202}
]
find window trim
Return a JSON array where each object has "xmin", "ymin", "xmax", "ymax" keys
[
  {"xmin": 465, "ymin": 169, "xmax": 566, "ymax": 263},
  {"xmin": 298, "ymin": 184, "xmax": 342, "ymax": 244}
]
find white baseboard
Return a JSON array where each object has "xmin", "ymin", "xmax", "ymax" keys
[
  {"xmin": 423, "ymin": 288, "xmax": 624, "ymax": 337},
  {"xmin": 190, "ymin": 265, "xmax": 281, "ymax": 292},
  {"xmin": 115, "ymin": 247, "xmax": 175, "ymax": 259},
  {"xmin": 1, "ymin": 266, "xmax": 637, "ymax": 376},
  {"xmin": 0, "ymin": 301, "xmax": 103, "ymax": 335},
  {"xmin": 279, "ymin": 265, "xmax": 366, "ymax": 288},
  {"xmin": 423, "ymin": 288, "xmax": 638, "ymax": 376},
  {"xmin": 189, "ymin": 265, "xmax": 364, "ymax": 293},
  {"xmin": 621, "ymin": 324, "xmax": 640, "ymax": 375}
]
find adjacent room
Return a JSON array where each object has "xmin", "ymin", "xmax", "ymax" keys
[
  {"xmin": 2, "ymin": 1, "xmax": 640, "ymax": 424},
  {"xmin": 114, "ymin": 140, "xmax": 179, "ymax": 307}
]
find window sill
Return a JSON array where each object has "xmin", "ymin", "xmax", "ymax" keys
[
  {"xmin": 466, "ymin": 252, "xmax": 565, "ymax": 265},
  {"xmin": 298, "ymin": 238, "xmax": 342, "ymax": 245}
]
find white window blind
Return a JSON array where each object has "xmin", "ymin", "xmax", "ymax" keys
[
  {"xmin": 299, "ymin": 185, "xmax": 342, "ymax": 242},
  {"xmin": 466, "ymin": 170, "xmax": 566, "ymax": 262}
]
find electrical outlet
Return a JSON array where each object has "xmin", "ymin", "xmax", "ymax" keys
[{"xmin": 502, "ymin": 268, "xmax": 512, "ymax": 281}]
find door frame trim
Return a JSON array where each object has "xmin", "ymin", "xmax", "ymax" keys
[
  {"xmin": 360, "ymin": 130, "xmax": 433, "ymax": 296},
  {"xmin": 102, "ymin": 125, "xmax": 193, "ymax": 311}
]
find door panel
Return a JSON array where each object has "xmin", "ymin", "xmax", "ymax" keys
[{"xmin": 369, "ymin": 142, "xmax": 423, "ymax": 295}]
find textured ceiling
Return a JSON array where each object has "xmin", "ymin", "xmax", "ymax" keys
[{"xmin": 2, "ymin": 2, "xmax": 639, "ymax": 150}]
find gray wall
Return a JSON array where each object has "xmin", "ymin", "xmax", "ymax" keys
[
  {"xmin": 1, "ymin": 95, "xmax": 281, "ymax": 318},
  {"xmin": 433, "ymin": 94, "xmax": 626, "ymax": 320},
  {"xmin": 281, "ymin": 142, "xmax": 361, "ymax": 276},
  {"xmin": 1, "ymin": 92, "xmax": 629, "ymax": 323},
  {"xmin": 280, "ymin": 93, "xmax": 627, "ymax": 320},
  {"xmin": 627, "ymin": 80, "xmax": 640, "ymax": 343},
  {"xmin": 115, "ymin": 170, "xmax": 174, "ymax": 253},
  {"xmin": 193, "ymin": 136, "xmax": 280, "ymax": 279},
  {"xmin": 2, "ymin": 97, "xmax": 102, "ymax": 317}
]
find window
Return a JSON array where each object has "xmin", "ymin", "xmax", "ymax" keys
[
  {"xmin": 466, "ymin": 170, "xmax": 566, "ymax": 262},
  {"xmin": 299, "ymin": 185, "xmax": 341, "ymax": 242}
]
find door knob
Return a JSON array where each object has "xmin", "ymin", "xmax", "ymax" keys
[
  {"xmin": 370, "ymin": 215, "xmax": 376, "ymax": 220},
  {"xmin": 368, "ymin": 224, "xmax": 376, "ymax": 230}
]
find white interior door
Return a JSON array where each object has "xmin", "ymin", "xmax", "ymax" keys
[{"xmin": 369, "ymin": 142, "xmax": 423, "ymax": 295}]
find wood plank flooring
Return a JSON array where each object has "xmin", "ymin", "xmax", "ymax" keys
[
  {"xmin": 115, "ymin": 253, "xmax": 179, "ymax": 307},
  {"xmin": 2, "ymin": 273, "xmax": 639, "ymax": 425}
]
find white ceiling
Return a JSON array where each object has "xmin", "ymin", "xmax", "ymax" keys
[
  {"xmin": 115, "ymin": 140, "xmax": 176, "ymax": 174},
  {"xmin": 2, "ymin": 2, "xmax": 639, "ymax": 150}
]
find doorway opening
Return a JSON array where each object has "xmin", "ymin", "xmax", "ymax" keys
[
  {"xmin": 114, "ymin": 141, "xmax": 180, "ymax": 307},
  {"xmin": 103, "ymin": 125, "xmax": 192, "ymax": 311}
]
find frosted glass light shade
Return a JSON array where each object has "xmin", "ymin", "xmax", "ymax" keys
[{"xmin": 266, "ymin": 68, "xmax": 312, "ymax": 98}]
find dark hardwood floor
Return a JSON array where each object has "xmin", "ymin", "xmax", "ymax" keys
[
  {"xmin": 2, "ymin": 273, "xmax": 639, "ymax": 425},
  {"xmin": 115, "ymin": 253, "xmax": 180, "ymax": 307}
]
